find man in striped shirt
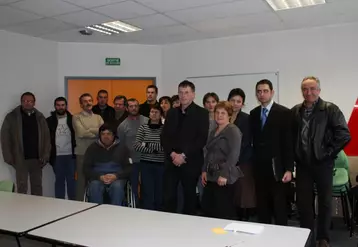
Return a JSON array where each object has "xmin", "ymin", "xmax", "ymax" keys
[{"xmin": 134, "ymin": 104, "xmax": 164, "ymax": 210}]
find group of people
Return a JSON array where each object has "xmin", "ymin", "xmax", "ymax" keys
[{"xmin": 0, "ymin": 76, "xmax": 351, "ymax": 247}]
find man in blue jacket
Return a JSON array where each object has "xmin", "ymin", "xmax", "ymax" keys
[{"xmin": 83, "ymin": 124, "xmax": 131, "ymax": 206}]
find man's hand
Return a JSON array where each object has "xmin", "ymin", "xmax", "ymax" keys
[
  {"xmin": 104, "ymin": 174, "xmax": 117, "ymax": 184},
  {"xmin": 217, "ymin": 176, "xmax": 227, "ymax": 186},
  {"xmin": 201, "ymin": 172, "xmax": 207, "ymax": 187},
  {"xmin": 173, "ymin": 153, "xmax": 186, "ymax": 166},
  {"xmin": 282, "ymin": 171, "xmax": 292, "ymax": 183}
]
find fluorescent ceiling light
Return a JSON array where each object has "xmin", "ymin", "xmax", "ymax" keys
[
  {"xmin": 266, "ymin": 0, "xmax": 326, "ymax": 11},
  {"xmin": 85, "ymin": 20, "xmax": 141, "ymax": 35}
]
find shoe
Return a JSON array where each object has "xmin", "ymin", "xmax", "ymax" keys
[{"xmin": 317, "ymin": 239, "xmax": 330, "ymax": 247}]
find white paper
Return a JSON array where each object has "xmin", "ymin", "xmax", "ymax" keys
[{"xmin": 224, "ymin": 223, "xmax": 264, "ymax": 235}]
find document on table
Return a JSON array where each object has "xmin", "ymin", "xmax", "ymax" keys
[{"xmin": 224, "ymin": 223, "xmax": 264, "ymax": 235}]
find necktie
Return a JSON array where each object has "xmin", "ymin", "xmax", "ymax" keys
[{"xmin": 261, "ymin": 108, "xmax": 268, "ymax": 129}]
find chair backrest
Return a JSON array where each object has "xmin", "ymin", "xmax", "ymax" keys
[
  {"xmin": 0, "ymin": 180, "xmax": 14, "ymax": 192},
  {"xmin": 334, "ymin": 150, "xmax": 349, "ymax": 170}
]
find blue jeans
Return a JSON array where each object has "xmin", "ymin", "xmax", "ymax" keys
[
  {"xmin": 140, "ymin": 161, "xmax": 164, "ymax": 210},
  {"xmin": 88, "ymin": 179, "xmax": 126, "ymax": 206},
  {"xmin": 130, "ymin": 162, "xmax": 141, "ymax": 207},
  {"xmin": 54, "ymin": 155, "xmax": 76, "ymax": 200}
]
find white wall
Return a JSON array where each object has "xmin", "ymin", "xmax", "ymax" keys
[
  {"xmin": 162, "ymin": 23, "xmax": 358, "ymax": 120},
  {"xmin": 57, "ymin": 42, "xmax": 162, "ymax": 97},
  {"xmin": 0, "ymin": 30, "xmax": 57, "ymax": 194}
]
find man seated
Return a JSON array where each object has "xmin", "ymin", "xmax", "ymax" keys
[{"xmin": 83, "ymin": 124, "xmax": 131, "ymax": 205}]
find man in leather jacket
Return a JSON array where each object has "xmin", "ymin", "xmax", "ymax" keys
[{"xmin": 292, "ymin": 76, "xmax": 350, "ymax": 247}]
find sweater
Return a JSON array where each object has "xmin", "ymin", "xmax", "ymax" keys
[
  {"xmin": 133, "ymin": 123, "xmax": 164, "ymax": 163},
  {"xmin": 117, "ymin": 115, "xmax": 148, "ymax": 163},
  {"xmin": 72, "ymin": 111, "xmax": 104, "ymax": 155}
]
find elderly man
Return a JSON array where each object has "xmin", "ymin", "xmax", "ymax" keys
[{"xmin": 292, "ymin": 76, "xmax": 350, "ymax": 247}]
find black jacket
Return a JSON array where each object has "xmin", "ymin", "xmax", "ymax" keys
[
  {"xmin": 139, "ymin": 101, "xmax": 158, "ymax": 118},
  {"xmin": 233, "ymin": 110, "xmax": 253, "ymax": 165},
  {"xmin": 291, "ymin": 98, "xmax": 351, "ymax": 164},
  {"xmin": 46, "ymin": 111, "xmax": 76, "ymax": 165},
  {"xmin": 92, "ymin": 104, "xmax": 115, "ymax": 123},
  {"xmin": 161, "ymin": 102, "xmax": 209, "ymax": 174},
  {"xmin": 250, "ymin": 103, "xmax": 294, "ymax": 176}
]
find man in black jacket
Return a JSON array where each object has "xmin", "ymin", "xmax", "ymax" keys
[
  {"xmin": 250, "ymin": 79, "xmax": 294, "ymax": 226},
  {"xmin": 161, "ymin": 80, "xmax": 209, "ymax": 215},
  {"xmin": 46, "ymin": 97, "xmax": 76, "ymax": 200},
  {"xmin": 139, "ymin": 85, "xmax": 158, "ymax": 118},
  {"xmin": 92, "ymin": 89, "xmax": 115, "ymax": 123},
  {"xmin": 292, "ymin": 76, "xmax": 350, "ymax": 247}
]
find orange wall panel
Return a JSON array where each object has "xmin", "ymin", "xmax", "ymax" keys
[
  {"xmin": 67, "ymin": 79, "xmax": 111, "ymax": 114},
  {"xmin": 111, "ymin": 79, "xmax": 153, "ymax": 104}
]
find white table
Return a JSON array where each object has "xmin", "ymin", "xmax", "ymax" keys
[
  {"xmin": 27, "ymin": 204, "xmax": 311, "ymax": 247},
  {"xmin": 0, "ymin": 192, "xmax": 97, "ymax": 246}
]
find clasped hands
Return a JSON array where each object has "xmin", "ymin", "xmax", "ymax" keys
[
  {"xmin": 170, "ymin": 152, "xmax": 186, "ymax": 167},
  {"xmin": 201, "ymin": 172, "xmax": 227, "ymax": 187},
  {"xmin": 100, "ymin": 174, "xmax": 117, "ymax": 184}
]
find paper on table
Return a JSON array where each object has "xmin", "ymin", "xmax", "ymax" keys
[{"xmin": 224, "ymin": 223, "xmax": 264, "ymax": 235}]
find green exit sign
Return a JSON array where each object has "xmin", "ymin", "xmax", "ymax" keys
[{"xmin": 105, "ymin": 58, "xmax": 121, "ymax": 66}]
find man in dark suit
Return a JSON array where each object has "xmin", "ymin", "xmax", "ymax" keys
[
  {"xmin": 292, "ymin": 76, "xmax": 350, "ymax": 247},
  {"xmin": 139, "ymin": 85, "xmax": 159, "ymax": 118},
  {"xmin": 161, "ymin": 80, "xmax": 209, "ymax": 215},
  {"xmin": 92, "ymin": 89, "xmax": 115, "ymax": 123},
  {"xmin": 250, "ymin": 79, "xmax": 294, "ymax": 226}
]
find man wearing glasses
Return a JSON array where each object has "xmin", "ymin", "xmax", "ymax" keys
[
  {"xmin": 292, "ymin": 76, "xmax": 350, "ymax": 247},
  {"xmin": 1, "ymin": 92, "xmax": 50, "ymax": 195}
]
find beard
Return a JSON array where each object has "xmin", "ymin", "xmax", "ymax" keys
[{"xmin": 56, "ymin": 109, "xmax": 66, "ymax": 115}]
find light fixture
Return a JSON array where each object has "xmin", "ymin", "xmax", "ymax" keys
[
  {"xmin": 85, "ymin": 20, "xmax": 142, "ymax": 35},
  {"xmin": 266, "ymin": 0, "xmax": 326, "ymax": 11}
]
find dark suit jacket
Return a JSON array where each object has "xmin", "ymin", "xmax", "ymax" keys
[
  {"xmin": 250, "ymin": 102, "xmax": 294, "ymax": 177},
  {"xmin": 233, "ymin": 110, "xmax": 253, "ymax": 165},
  {"xmin": 92, "ymin": 104, "xmax": 115, "ymax": 123},
  {"xmin": 161, "ymin": 102, "xmax": 209, "ymax": 174}
]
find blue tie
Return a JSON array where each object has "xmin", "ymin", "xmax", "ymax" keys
[{"xmin": 261, "ymin": 108, "xmax": 268, "ymax": 128}]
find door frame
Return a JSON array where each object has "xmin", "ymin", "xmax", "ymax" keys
[{"xmin": 64, "ymin": 76, "xmax": 157, "ymax": 98}]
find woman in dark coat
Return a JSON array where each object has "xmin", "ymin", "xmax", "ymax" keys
[{"xmin": 228, "ymin": 88, "xmax": 256, "ymax": 220}]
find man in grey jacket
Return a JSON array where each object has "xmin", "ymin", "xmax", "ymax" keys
[
  {"xmin": 1, "ymin": 92, "xmax": 51, "ymax": 195},
  {"xmin": 117, "ymin": 98, "xmax": 148, "ymax": 206}
]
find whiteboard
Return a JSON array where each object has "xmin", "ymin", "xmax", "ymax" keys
[{"xmin": 187, "ymin": 72, "xmax": 279, "ymax": 113}]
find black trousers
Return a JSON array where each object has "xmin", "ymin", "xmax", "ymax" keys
[
  {"xmin": 296, "ymin": 161, "xmax": 334, "ymax": 242},
  {"xmin": 163, "ymin": 162, "xmax": 200, "ymax": 215},
  {"xmin": 255, "ymin": 172, "xmax": 288, "ymax": 226},
  {"xmin": 202, "ymin": 181, "xmax": 237, "ymax": 220}
]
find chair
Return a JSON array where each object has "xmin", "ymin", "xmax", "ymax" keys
[
  {"xmin": 0, "ymin": 180, "xmax": 14, "ymax": 192},
  {"xmin": 331, "ymin": 151, "xmax": 351, "ymax": 232},
  {"xmin": 84, "ymin": 180, "xmax": 136, "ymax": 208}
]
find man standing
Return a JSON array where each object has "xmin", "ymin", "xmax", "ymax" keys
[
  {"xmin": 92, "ymin": 89, "xmax": 115, "ymax": 123},
  {"xmin": 1, "ymin": 92, "xmax": 51, "ymax": 195},
  {"xmin": 117, "ymin": 98, "xmax": 148, "ymax": 206},
  {"xmin": 161, "ymin": 80, "xmax": 209, "ymax": 215},
  {"xmin": 73, "ymin": 93, "xmax": 104, "ymax": 201},
  {"xmin": 112, "ymin": 95, "xmax": 128, "ymax": 129},
  {"xmin": 46, "ymin": 97, "xmax": 76, "ymax": 200},
  {"xmin": 139, "ymin": 85, "xmax": 158, "ymax": 117},
  {"xmin": 292, "ymin": 76, "xmax": 350, "ymax": 247},
  {"xmin": 250, "ymin": 79, "xmax": 293, "ymax": 226}
]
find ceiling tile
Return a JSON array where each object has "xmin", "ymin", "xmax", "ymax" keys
[
  {"xmin": 135, "ymin": 0, "xmax": 235, "ymax": 12},
  {"xmin": 10, "ymin": 0, "xmax": 82, "ymax": 17},
  {"xmin": 124, "ymin": 14, "xmax": 179, "ymax": 29},
  {"xmin": 4, "ymin": 17, "xmax": 77, "ymax": 36},
  {"xmin": 92, "ymin": 1, "xmax": 156, "ymax": 20},
  {"xmin": 166, "ymin": 0, "xmax": 273, "ymax": 24},
  {"xmin": 0, "ymin": 0, "xmax": 20, "ymax": 5},
  {"xmin": 54, "ymin": 10, "xmax": 113, "ymax": 26},
  {"xmin": 62, "ymin": 0, "xmax": 126, "ymax": 8},
  {"xmin": 0, "ymin": 6, "xmax": 41, "ymax": 27}
]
